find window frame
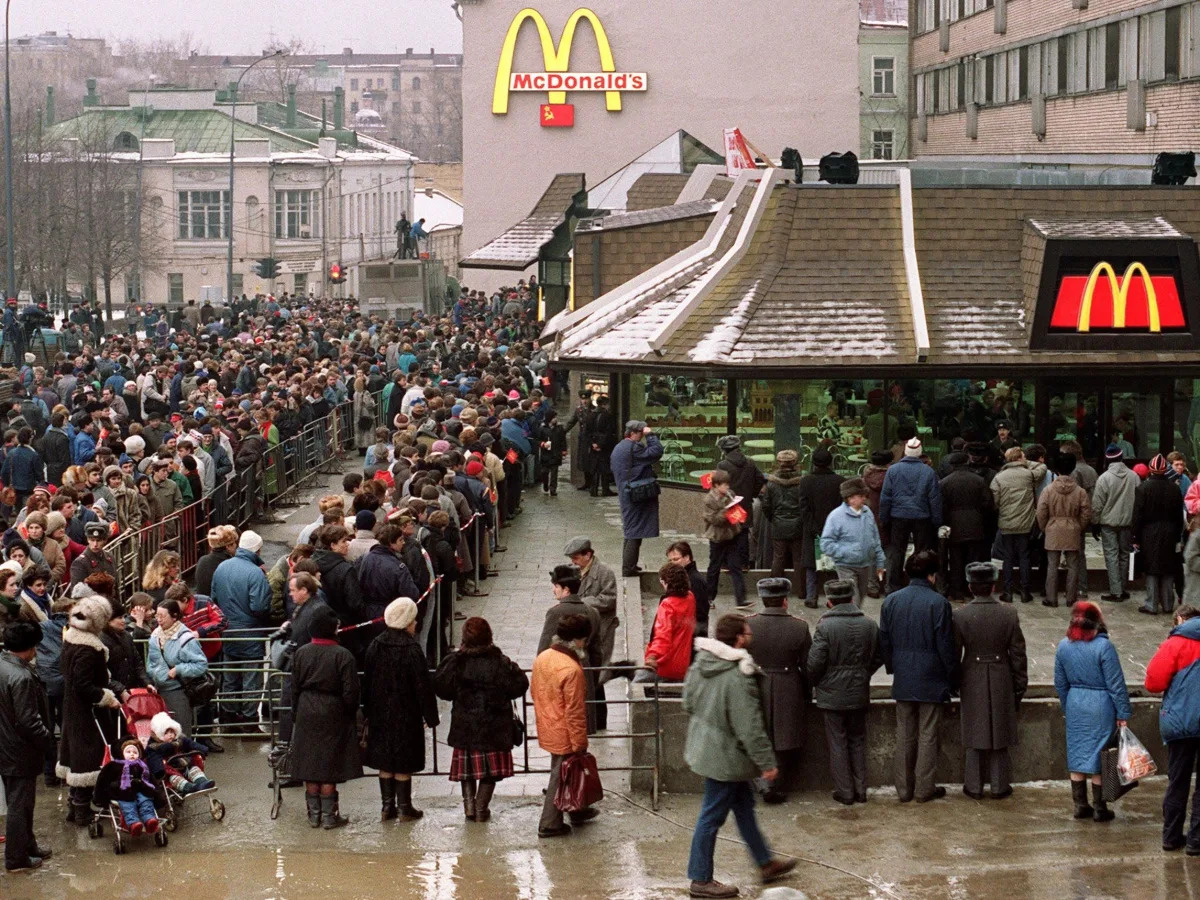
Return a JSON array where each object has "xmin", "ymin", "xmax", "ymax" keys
[
  {"xmin": 872, "ymin": 56, "xmax": 896, "ymax": 97},
  {"xmin": 176, "ymin": 190, "xmax": 230, "ymax": 241}
]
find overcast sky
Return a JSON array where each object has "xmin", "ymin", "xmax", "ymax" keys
[{"xmin": 17, "ymin": 0, "xmax": 463, "ymax": 55}]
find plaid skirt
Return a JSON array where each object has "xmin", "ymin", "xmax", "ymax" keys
[{"xmin": 449, "ymin": 748, "xmax": 514, "ymax": 782}]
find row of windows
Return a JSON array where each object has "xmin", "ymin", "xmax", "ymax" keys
[
  {"xmin": 915, "ymin": 0, "xmax": 996, "ymax": 34},
  {"xmin": 918, "ymin": 3, "xmax": 1200, "ymax": 115},
  {"xmin": 176, "ymin": 190, "xmax": 322, "ymax": 241},
  {"xmin": 349, "ymin": 76, "xmax": 422, "ymax": 91}
]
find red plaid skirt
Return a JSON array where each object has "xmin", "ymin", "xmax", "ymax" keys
[{"xmin": 449, "ymin": 749, "xmax": 514, "ymax": 782}]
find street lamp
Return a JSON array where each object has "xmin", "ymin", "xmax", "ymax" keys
[
  {"xmin": 4, "ymin": 0, "xmax": 16, "ymax": 303},
  {"xmin": 226, "ymin": 50, "xmax": 283, "ymax": 304}
]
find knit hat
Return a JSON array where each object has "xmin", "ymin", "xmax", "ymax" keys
[
  {"xmin": 1133, "ymin": 463, "xmax": 1150, "ymax": 480},
  {"xmin": 812, "ymin": 448, "xmax": 833, "ymax": 468},
  {"xmin": 124, "ymin": 435, "xmax": 145, "ymax": 456},
  {"xmin": 431, "ymin": 440, "xmax": 451, "ymax": 454},
  {"xmin": 68, "ymin": 595, "xmax": 112, "ymax": 636},
  {"xmin": 354, "ymin": 510, "xmax": 377, "ymax": 532},
  {"xmin": 465, "ymin": 459, "xmax": 484, "ymax": 477},
  {"xmin": 384, "ymin": 596, "xmax": 418, "ymax": 630},
  {"xmin": 239, "ymin": 530, "xmax": 263, "ymax": 553},
  {"xmin": 716, "ymin": 434, "xmax": 741, "ymax": 452},
  {"xmin": 45, "ymin": 511, "xmax": 67, "ymax": 536},
  {"xmin": 1105, "ymin": 443, "xmax": 1124, "ymax": 461},
  {"xmin": 150, "ymin": 711, "xmax": 183, "ymax": 741},
  {"xmin": 840, "ymin": 477, "xmax": 868, "ymax": 500},
  {"xmin": 310, "ymin": 605, "xmax": 340, "ymax": 640},
  {"xmin": 1149, "ymin": 453, "xmax": 1168, "ymax": 475},
  {"xmin": 904, "ymin": 437, "xmax": 922, "ymax": 458}
]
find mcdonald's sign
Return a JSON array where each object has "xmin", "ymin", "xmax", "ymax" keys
[
  {"xmin": 493, "ymin": 7, "xmax": 647, "ymax": 126},
  {"xmin": 1050, "ymin": 261, "xmax": 1186, "ymax": 333}
]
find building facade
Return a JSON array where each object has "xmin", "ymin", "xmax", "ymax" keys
[
  {"xmin": 911, "ymin": 0, "xmax": 1200, "ymax": 156},
  {"xmin": 860, "ymin": 1, "xmax": 910, "ymax": 160},
  {"xmin": 460, "ymin": 0, "xmax": 861, "ymax": 288},
  {"xmin": 44, "ymin": 85, "xmax": 415, "ymax": 305}
]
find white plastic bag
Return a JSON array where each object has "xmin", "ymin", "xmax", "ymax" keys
[
  {"xmin": 1117, "ymin": 724, "xmax": 1157, "ymax": 785},
  {"xmin": 1128, "ymin": 549, "xmax": 1137, "ymax": 583}
]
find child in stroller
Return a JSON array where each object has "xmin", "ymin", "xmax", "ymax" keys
[
  {"xmin": 94, "ymin": 740, "xmax": 162, "ymax": 838},
  {"xmin": 146, "ymin": 712, "xmax": 215, "ymax": 795}
]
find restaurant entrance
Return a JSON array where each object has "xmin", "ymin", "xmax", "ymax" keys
[{"xmin": 1037, "ymin": 377, "xmax": 1170, "ymax": 466}]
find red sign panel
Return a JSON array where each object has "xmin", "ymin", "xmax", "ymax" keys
[
  {"xmin": 1050, "ymin": 262, "xmax": 1186, "ymax": 332},
  {"xmin": 540, "ymin": 104, "xmax": 575, "ymax": 127}
]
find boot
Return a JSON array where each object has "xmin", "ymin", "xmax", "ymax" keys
[
  {"xmin": 396, "ymin": 778, "xmax": 423, "ymax": 820},
  {"xmin": 306, "ymin": 792, "xmax": 322, "ymax": 828},
  {"xmin": 1091, "ymin": 783, "xmax": 1114, "ymax": 822},
  {"xmin": 1071, "ymin": 780, "xmax": 1093, "ymax": 819},
  {"xmin": 321, "ymin": 792, "xmax": 349, "ymax": 829},
  {"xmin": 461, "ymin": 779, "xmax": 477, "ymax": 821},
  {"xmin": 380, "ymin": 778, "xmax": 398, "ymax": 821},
  {"xmin": 474, "ymin": 781, "xmax": 495, "ymax": 823}
]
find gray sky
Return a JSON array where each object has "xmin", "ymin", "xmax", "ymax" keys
[{"xmin": 17, "ymin": 0, "xmax": 463, "ymax": 55}]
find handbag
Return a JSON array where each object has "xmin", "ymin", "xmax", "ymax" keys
[
  {"xmin": 357, "ymin": 413, "xmax": 373, "ymax": 430},
  {"xmin": 626, "ymin": 476, "xmax": 660, "ymax": 504},
  {"xmin": 1100, "ymin": 727, "xmax": 1141, "ymax": 802},
  {"xmin": 553, "ymin": 751, "xmax": 604, "ymax": 812},
  {"xmin": 180, "ymin": 671, "xmax": 219, "ymax": 706},
  {"xmin": 510, "ymin": 701, "xmax": 526, "ymax": 749}
]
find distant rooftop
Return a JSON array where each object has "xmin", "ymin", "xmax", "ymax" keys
[
  {"xmin": 860, "ymin": 0, "xmax": 908, "ymax": 27},
  {"xmin": 44, "ymin": 107, "xmax": 315, "ymax": 154}
]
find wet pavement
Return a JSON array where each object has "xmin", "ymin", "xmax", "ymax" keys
[{"xmin": 7, "ymin": 464, "xmax": 1200, "ymax": 897}]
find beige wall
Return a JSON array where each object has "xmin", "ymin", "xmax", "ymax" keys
[{"xmin": 461, "ymin": 0, "xmax": 860, "ymax": 281}]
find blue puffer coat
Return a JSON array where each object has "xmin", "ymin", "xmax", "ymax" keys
[
  {"xmin": 820, "ymin": 503, "xmax": 885, "ymax": 570},
  {"xmin": 879, "ymin": 456, "xmax": 942, "ymax": 526},
  {"xmin": 1054, "ymin": 633, "xmax": 1132, "ymax": 774},
  {"xmin": 210, "ymin": 548, "xmax": 272, "ymax": 630},
  {"xmin": 879, "ymin": 577, "xmax": 957, "ymax": 703}
]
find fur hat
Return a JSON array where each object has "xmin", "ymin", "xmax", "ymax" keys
[
  {"xmin": 124, "ymin": 435, "xmax": 145, "ymax": 456},
  {"xmin": 45, "ymin": 511, "xmax": 67, "ymax": 536},
  {"xmin": 840, "ymin": 477, "xmax": 868, "ymax": 500},
  {"xmin": 965, "ymin": 562, "xmax": 998, "ymax": 585},
  {"xmin": 756, "ymin": 577, "xmax": 791, "ymax": 600},
  {"xmin": 825, "ymin": 580, "xmax": 856, "ymax": 602},
  {"xmin": 150, "ymin": 711, "xmax": 183, "ymax": 741},
  {"xmin": 775, "ymin": 449, "xmax": 798, "ymax": 469},
  {"xmin": 904, "ymin": 437, "xmax": 923, "ymax": 458},
  {"xmin": 68, "ymin": 595, "xmax": 112, "ymax": 635},
  {"xmin": 384, "ymin": 597, "xmax": 418, "ymax": 630},
  {"xmin": 3, "ymin": 621, "xmax": 42, "ymax": 653},
  {"xmin": 716, "ymin": 434, "xmax": 741, "ymax": 452},
  {"xmin": 812, "ymin": 448, "xmax": 833, "ymax": 468},
  {"xmin": 1067, "ymin": 601, "xmax": 1104, "ymax": 642}
]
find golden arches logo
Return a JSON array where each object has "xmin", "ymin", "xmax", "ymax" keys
[
  {"xmin": 492, "ymin": 8, "xmax": 628, "ymax": 115},
  {"xmin": 1077, "ymin": 262, "xmax": 1160, "ymax": 333}
]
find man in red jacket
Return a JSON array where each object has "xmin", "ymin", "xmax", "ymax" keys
[{"xmin": 1145, "ymin": 604, "xmax": 1200, "ymax": 853}]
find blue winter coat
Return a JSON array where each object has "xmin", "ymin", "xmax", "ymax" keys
[
  {"xmin": 879, "ymin": 456, "xmax": 942, "ymax": 526},
  {"xmin": 147, "ymin": 625, "xmax": 209, "ymax": 690},
  {"xmin": 1150, "ymin": 618, "xmax": 1200, "ymax": 744},
  {"xmin": 210, "ymin": 548, "xmax": 272, "ymax": 630},
  {"xmin": 610, "ymin": 434, "xmax": 664, "ymax": 540},
  {"xmin": 500, "ymin": 418, "xmax": 531, "ymax": 455},
  {"xmin": 820, "ymin": 503, "xmax": 885, "ymax": 569},
  {"xmin": 71, "ymin": 430, "xmax": 97, "ymax": 465},
  {"xmin": 37, "ymin": 614, "xmax": 67, "ymax": 699},
  {"xmin": 0, "ymin": 444, "xmax": 44, "ymax": 491},
  {"xmin": 879, "ymin": 577, "xmax": 957, "ymax": 703},
  {"xmin": 1054, "ymin": 633, "xmax": 1132, "ymax": 774}
]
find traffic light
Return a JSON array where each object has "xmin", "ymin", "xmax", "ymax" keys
[
  {"xmin": 256, "ymin": 257, "xmax": 282, "ymax": 279},
  {"xmin": 329, "ymin": 262, "xmax": 346, "ymax": 284}
]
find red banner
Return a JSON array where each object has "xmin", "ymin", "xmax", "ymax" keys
[{"xmin": 540, "ymin": 104, "xmax": 575, "ymax": 127}]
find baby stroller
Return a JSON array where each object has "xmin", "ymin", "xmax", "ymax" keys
[
  {"xmin": 114, "ymin": 689, "xmax": 225, "ymax": 832},
  {"xmin": 87, "ymin": 712, "xmax": 169, "ymax": 854}
]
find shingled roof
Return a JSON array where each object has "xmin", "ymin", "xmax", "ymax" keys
[
  {"xmin": 625, "ymin": 173, "xmax": 692, "ymax": 211},
  {"xmin": 461, "ymin": 174, "xmax": 585, "ymax": 270}
]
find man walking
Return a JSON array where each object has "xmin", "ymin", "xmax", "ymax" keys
[
  {"xmin": 952, "ymin": 563, "xmax": 1028, "ymax": 800},
  {"xmin": 879, "ymin": 551, "xmax": 957, "ymax": 803},
  {"xmin": 990, "ymin": 446, "xmax": 1045, "ymax": 603},
  {"xmin": 1093, "ymin": 444, "xmax": 1138, "ymax": 602},
  {"xmin": 746, "ymin": 577, "xmax": 811, "ymax": 803},
  {"xmin": 0, "ymin": 622, "xmax": 55, "ymax": 872},
  {"xmin": 684, "ymin": 613, "xmax": 796, "ymax": 898},
  {"xmin": 610, "ymin": 420, "xmax": 663, "ymax": 577},
  {"xmin": 531, "ymin": 614, "xmax": 598, "ymax": 838},
  {"xmin": 1036, "ymin": 454, "xmax": 1092, "ymax": 608},
  {"xmin": 879, "ymin": 437, "xmax": 941, "ymax": 594},
  {"xmin": 808, "ymin": 579, "xmax": 882, "ymax": 805}
]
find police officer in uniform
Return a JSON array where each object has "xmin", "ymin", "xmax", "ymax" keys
[
  {"xmin": 564, "ymin": 389, "xmax": 596, "ymax": 492},
  {"xmin": 952, "ymin": 561, "xmax": 1028, "ymax": 800},
  {"xmin": 745, "ymin": 577, "xmax": 811, "ymax": 804}
]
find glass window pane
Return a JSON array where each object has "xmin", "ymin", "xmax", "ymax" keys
[
  {"xmin": 629, "ymin": 375, "xmax": 728, "ymax": 483},
  {"xmin": 1110, "ymin": 389, "xmax": 1161, "ymax": 459},
  {"xmin": 1173, "ymin": 378, "xmax": 1200, "ymax": 468}
]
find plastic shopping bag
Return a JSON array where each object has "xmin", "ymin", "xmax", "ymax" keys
[{"xmin": 1117, "ymin": 724, "xmax": 1157, "ymax": 785}]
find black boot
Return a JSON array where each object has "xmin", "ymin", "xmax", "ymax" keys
[
  {"xmin": 474, "ymin": 780, "xmax": 495, "ymax": 823},
  {"xmin": 306, "ymin": 792, "xmax": 322, "ymax": 828},
  {"xmin": 1071, "ymin": 780, "xmax": 1093, "ymax": 819},
  {"xmin": 1092, "ymin": 783, "xmax": 1114, "ymax": 822},
  {"xmin": 380, "ymin": 778, "xmax": 398, "ymax": 821},
  {"xmin": 321, "ymin": 792, "xmax": 349, "ymax": 829},
  {"xmin": 461, "ymin": 779, "xmax": 477, "ymax": 821},
  {"xmin": 396, "ymin": 778, "xmax": 423, "ymax": 821}
]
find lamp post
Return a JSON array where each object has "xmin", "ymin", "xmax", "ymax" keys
[
  {"xmin": 4, "ymin": 0, "xmax": 16, "ymax": 302},
  {"xmin": 226, "ymin": 50, "xmax": 283, "ymax": 304}
]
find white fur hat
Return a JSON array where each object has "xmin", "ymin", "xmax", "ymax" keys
[
  {"xmin": 150, "ymin": 711, "xmax": 183, "ymax": 741},
  {"xmin": 124, "ymin": 434, "xmax": 146, "ymax": 456},
  {"xmin": 384, "ymin": 597, "xmax": 418, "ymax": 631},
  {"xmin": 68, "ymin": 595, "xmax": 112, "ymax": 635}
]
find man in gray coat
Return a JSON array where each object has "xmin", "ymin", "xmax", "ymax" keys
[
  {"xmin": 537, "ymin": 565, "xmax": 602, "ymax": 733},
  {"xmin": 952, "ymin": 562, "xmax": 1028, "ymax": 799},
  {"xmin": 745, "ymin": 577, "xmax": 811, "ymax": 804},
  {"xmin": 565, "ymin": 536, "xmax": 618, "ymax": 728},
  {"xmin": 1093, "ymin": 444, "xmax": 1138, "ymax": 602},
  {"xmin": 808, "ymin": 579, "xmax": 882, "ymax": 805}
]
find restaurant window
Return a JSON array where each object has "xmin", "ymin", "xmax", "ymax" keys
[
  {"xmin": 629, "ymin": 375, "xmax": 729, "ymax": 482},
  {"xmin": 167, "ymin": 273, "xmax": 184, "ymax": 305},
  {"xmin": 872, "ymin": 57, "xmax": 895, "ymax": 97},
  {"xmin": 177, "ymin": 190, "xmax": 230, "ymax": 240},
  {"xmin": 871, "ymin": 130, "xmax": 895, "ymax": 160},
  {"xmin": 733, "ymin": 379, "xmax": 884, "ymax": 479},
  {"xmin": 1172, "ymin": 378, "xmax": 1200, "ymax": 468},
  {"xmin": 899, "ymin": 379, "xmax": 1035, "ymax": 470},
  {"xmin": 1046, "ymin": 383, "xmax": 1104, "ymax": 465},
  {"xmin": 1111, "ymin": 389, "xmax": 1162, "ymax": 460}
]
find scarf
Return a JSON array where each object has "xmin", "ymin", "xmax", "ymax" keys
[
  {"xmin": 155, "ymin": 619, "xmax": 184, "ymax": 651},
  {"xmin": 119, "ymin": 758, "xmax": 155, "ymax": 792}
]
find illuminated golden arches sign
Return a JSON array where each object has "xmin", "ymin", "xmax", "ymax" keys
[
  {"xmin": 492, "ymin": 7, "xmax": 646, "ymax": 123},
  {"xmin": 1078, "ymin": 262, "xmax": 1157, "ymax": 332},
  {"xmin": 1050, "ymin": 261, "xmax": 1186, "ymax": 333}
]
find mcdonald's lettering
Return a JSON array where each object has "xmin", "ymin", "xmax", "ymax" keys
[
  {"xmin": 493, "ymin": 7, "xmax": 647, "ymax": 124},
  {"xmin": 1050, "ymin": 261, "xmax": 1186, "ymax": 333}
]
